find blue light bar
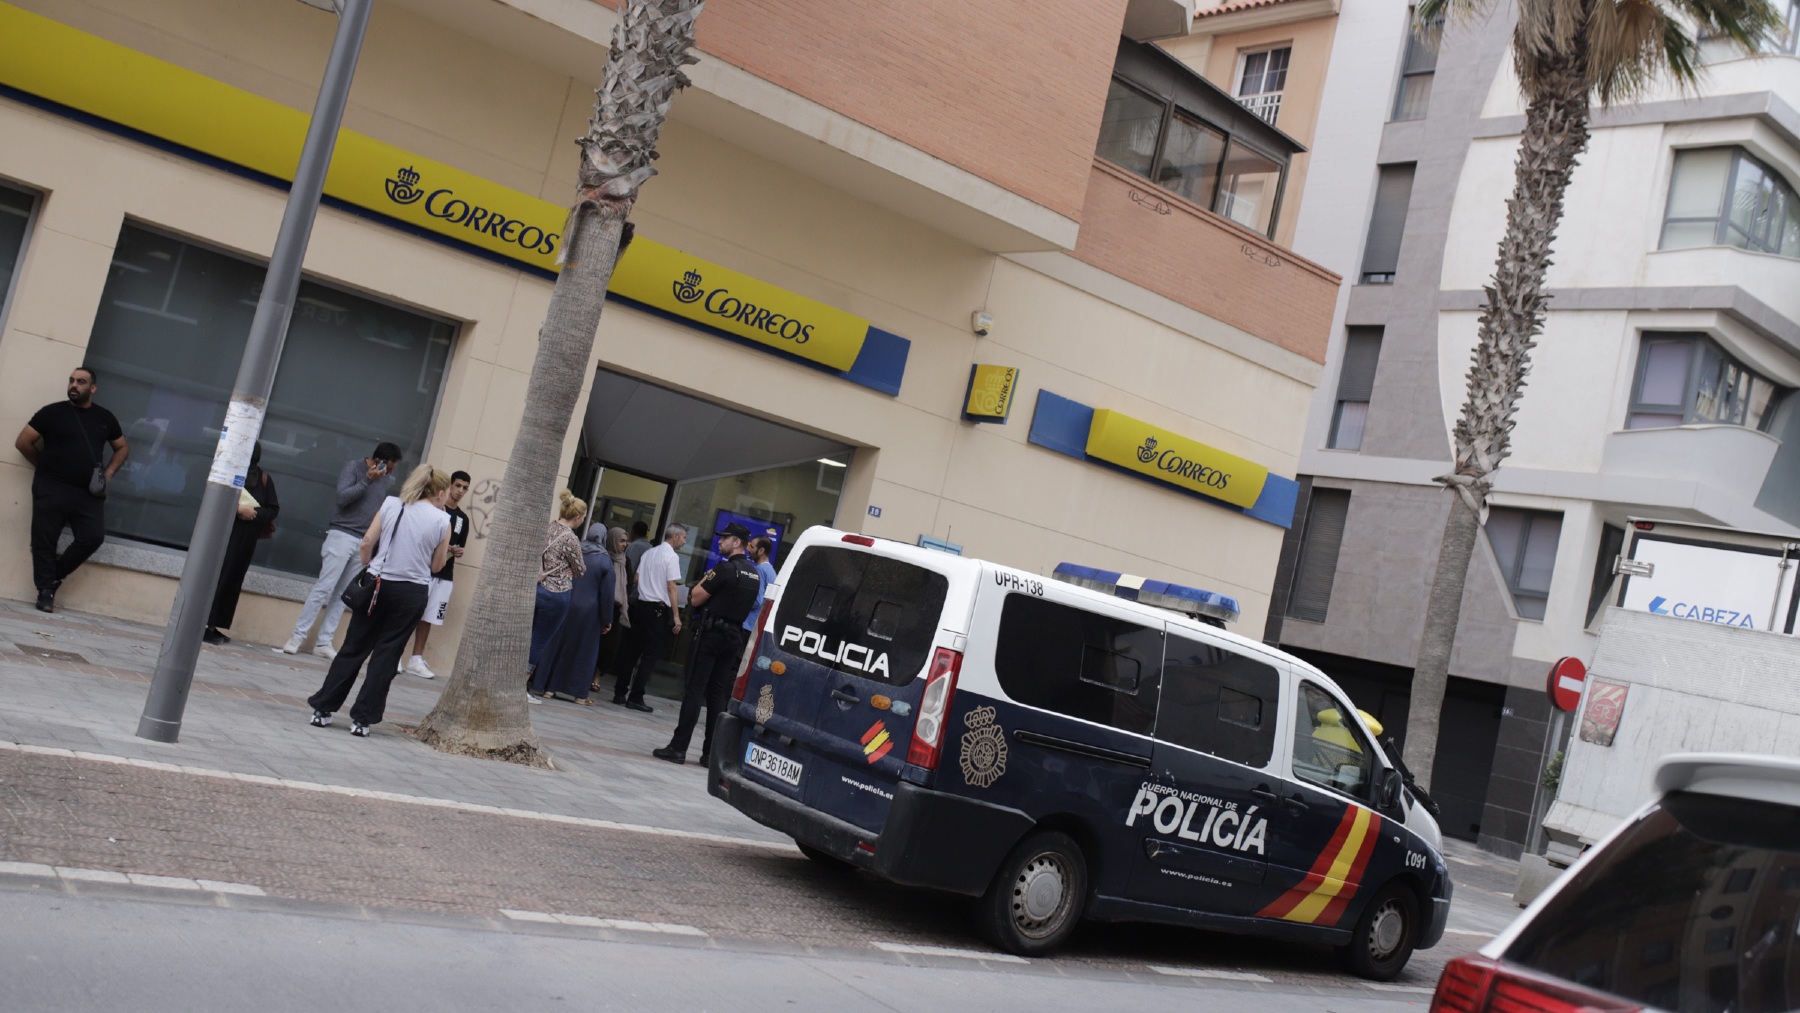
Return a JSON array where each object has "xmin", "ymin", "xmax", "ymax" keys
[{"xmin": 1052, "ymin": 562, "xmax": 1241, "ymax": 624}]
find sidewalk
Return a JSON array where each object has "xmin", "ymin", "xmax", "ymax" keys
[{"xmin": 0, "ymin": 598, "xmax": 784, "ymax": 844}]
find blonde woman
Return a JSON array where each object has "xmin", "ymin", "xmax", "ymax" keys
[
  {"xmin": 308, "ymin": 464, "xmax": 452, "ymax": 737},
  {"xmin": 527, "ymin": 489, "xmax": 587, "ymax": 690}
]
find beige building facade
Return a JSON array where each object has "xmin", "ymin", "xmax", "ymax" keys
[{"xmin": 0, "ymin": 0, "xmax": 1338, "ymax": 674}]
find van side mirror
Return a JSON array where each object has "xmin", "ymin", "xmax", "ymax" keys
[{"xmin": 1376, "ymin": 768, "xmax": 1402, "ymax": 810}]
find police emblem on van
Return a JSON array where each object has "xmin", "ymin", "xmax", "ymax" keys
[
  {"xmin": 754, "ymin": 684, "xmax": 774, "ymax": 724},
  {"xmin": 959, "ymin": 706, "xmax": 1008, "ymax": 788},
  {"xmin": 778, "ymin": 626, "xmax": 890, "ymax": 678}
]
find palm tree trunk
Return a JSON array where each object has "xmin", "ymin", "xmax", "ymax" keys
[
  {"xmin": 415, "ymin": 0, "xmax": 702, "ymax": 762},
  {"xmin": 1402, "ymin": 44, "xmax": 1589, "ymax": 787}
]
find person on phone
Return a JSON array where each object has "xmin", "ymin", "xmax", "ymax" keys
[
  {"xmin": 15, "ymin": 366, "xmax": 129, "ymax": 614},
  {"xmin": 278, "ymin": 442, "xmax": 401, "ymax": 659},
  {"xmin": 306, "ymin": 464, "xmax": 451, "ymax": 737}
]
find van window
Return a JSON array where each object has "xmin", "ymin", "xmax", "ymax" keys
[
  {"xmin": 773, "ymin": 546, "xmax": 949, "ymax": 686},
  {"xmin": 1155, "ymin": 635, "xmax": 1279, "ymax": 768},
  {"xmin": 1292, "ymin": 682, "xmax": 1372, "ymax": 798},
  {"xmin": 995, "ymin": 595, "xmax": 1163, "ymax": 735}
]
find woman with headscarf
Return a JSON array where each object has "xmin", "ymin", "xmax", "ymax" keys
[
  {"xmin": 532, "ymin": 521, "xmax": 615, "ymax": 704},
  {"xmin": 592, "ymin": 525, "xmax": 631, "ymax": 694},
  {"xmin": 204, "ymin": 442, "xmax": 280, "ymax": 645}
]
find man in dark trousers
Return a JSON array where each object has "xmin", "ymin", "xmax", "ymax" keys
[
  {"xmin": 14, "ymin": 366, "xmax": 129, "ymax": 613},
  {"xmin": 653, "ymin": 522, "xmax": 761, "ymax": 766}
]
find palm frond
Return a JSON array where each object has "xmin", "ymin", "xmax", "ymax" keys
[
  {"xmin": 1586, "ymin": 0, "xmax": 1693, "ymax": 101},
  {"xmin": 1672, "ymin": 0, "xmax": 1784, "ymax": 51}
]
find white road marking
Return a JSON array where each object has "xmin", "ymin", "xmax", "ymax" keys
[
  {"xmin": 1, "ymin": 742, "xmax": 793, "ymax": 853},
  {"xmin": 873, "ymin": 941, "xmax": 1030, "ymax": 964},
  {"xmin": 1148, "ymin": 965, "xmax": 1273, "ymax": 982},
  {"xmin": 501, "ymin": 909, "xmax": 707, "ymax": 936},
  {"xmin": 0, "ymin": 863, "xmax": 265, "ymax": 895},
  {"xmin": 1364, "ymin": 982, "xmax": 1435, "ymax": 993}
]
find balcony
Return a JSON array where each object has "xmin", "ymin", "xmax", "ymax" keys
[
  {"xmin": 1238, "ymin": 91, "xmax": 1283, "ymax": 125},
  {"xmin": 1598, "ymin": 423, "xmax": 1782, "ymax": 517}
]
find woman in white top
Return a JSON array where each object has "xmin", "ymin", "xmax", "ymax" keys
[{"xmin": 307, "ymin": 465, "xmax": 452, "ymax": 737}]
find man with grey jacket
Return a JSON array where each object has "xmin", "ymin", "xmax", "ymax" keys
[{"xmin": 277, "ymin": 442, "xmax": 401, "ymax": 658}]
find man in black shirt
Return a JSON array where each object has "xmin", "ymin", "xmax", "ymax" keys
[
  {"xmin": 653, "ymin": 522, "xmax": 762, "ymax": 766},
  {"xmin": 405, "ymin": 469, "xmax": 472, "ymax": 679},
  {"xmin": 13, "ymin": 366, "xmax": 129, "ymax": 613}
]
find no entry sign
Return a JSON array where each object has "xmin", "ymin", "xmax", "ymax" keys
[{"xmin": 1546, "ymin": 656, "xmax": 1587, "ymax": 712}]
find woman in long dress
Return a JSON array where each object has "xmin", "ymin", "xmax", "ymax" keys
[
  {"xmin": 592, "ymin": 525, "xmax": 630, "ymax": 693},
  {"xmin": 204, "ymin": 442, "xmax": 279, "ymax": 645},
  {"xmin": 526, "ymin": 490, "xmax": 587, "ymax": 697},
  {"xmin": 533, "ymin": 523, "xmax": 616, "ymax": 704}
]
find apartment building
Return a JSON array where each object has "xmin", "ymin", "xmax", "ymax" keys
[
  {"xmin": 1268, "ymin": 0, "xmax": 1800, "ymax": 855},
  {"xmin": 0, "ymin": 0, "xmax": 1341, "ymax": 676}
]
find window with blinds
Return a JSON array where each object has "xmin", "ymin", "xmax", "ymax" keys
[
  {"xmin": 1360, "ymin": 164, "xmax": 1415, "ymax": 283},
  {"xmin": 1392, "ymin": 11, "xmax": 1441, "ymax": 121},
  {"xmin": 1485, "ymin": 508, "xmax": 1562, "ymax": 621},
  {"xmin": 1286, "ymin": 488, "xmax": 1351, "ymax": 623},
  {"xmin": 1329, "ymin": 327, "xmax": 1383, "ymax": 450}
]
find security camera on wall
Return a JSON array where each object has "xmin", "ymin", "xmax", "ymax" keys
[{"xmin": 971, "ymin": 311, "xmax": 994, "ymax": 338}]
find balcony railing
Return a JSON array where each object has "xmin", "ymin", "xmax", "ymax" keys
[{"xmin": 1238, "ymin": 91, "xmax": 1282, "ymax": 125}]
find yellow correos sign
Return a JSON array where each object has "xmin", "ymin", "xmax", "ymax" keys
[
  {"xmin": 1086, "ymin": 409, "xmax": 1269, "ymax": 509},
  {"xmin": 609, "ymin": 241, "xmax": 868, "ymax": 371},
  {"xmin": 0, "ymin": 3, "xmax": 872, "ymax": 372}
]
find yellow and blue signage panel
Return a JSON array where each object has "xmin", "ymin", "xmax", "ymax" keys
[
  {"xmin": 0, "ymin": 2, "xmax": 909, "ymax": 392},
  {"xmin": 1028, "ymin": 390, "xmax": 1297, "ymax": 528},
  {"xmin": 609, "ymin": 240, "xmax": 869, "ymax": 372},
  {"xmin": 962, "ymin": 365, "xmax": 1019, "ymax": 423},
  {"xmin": 1085, "ymin": 408, "xmax": 1269, "ymax": 510}
]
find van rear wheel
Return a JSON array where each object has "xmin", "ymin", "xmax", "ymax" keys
[
  {"xmin": 1336, "ymin": 881, "xmax": 1418, "ymax": 981},
  {"xmin": 976, "ymin": 831, "xmax": 1087, "ymax": 956}
]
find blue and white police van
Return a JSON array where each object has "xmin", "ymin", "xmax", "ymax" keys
[{"xmin": 709, "ymin": 527, "xmax": 1450, "ymax": 979}]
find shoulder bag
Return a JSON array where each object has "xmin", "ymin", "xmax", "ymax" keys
[
  {"xmin": 69, "ymin": 404, "xmax": 108, "ymax": 498},
  {"xmin": 342, "ymin": 500, "xmax": 406, "ymax": 616}
]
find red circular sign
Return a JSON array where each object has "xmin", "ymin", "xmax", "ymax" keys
[{"xmin": 1546, "ymin": 656, "xmax": 1586, "ymax": 712}]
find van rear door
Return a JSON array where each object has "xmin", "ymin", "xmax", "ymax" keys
[{"xmin": 753, "ymin": 541, "xmax": 952, "ymax": 834}]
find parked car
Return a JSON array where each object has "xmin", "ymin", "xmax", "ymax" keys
[
  {"xmin": 1431, "ymin": 753, "xmax": 1800, "ymax": 1013},
  {"xmin": 709, "ymin": 527, "xmax": 1449, "ymax": 978}
]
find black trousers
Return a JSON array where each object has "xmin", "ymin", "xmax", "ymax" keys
[
  {"xmin": 30, "ymin": 478, "xmax": 105, "ymax": 591},
  {"xmin": 615, "ymin": 599, "xmax": 671, "ymax": 703},
  {"xmin": 665, "ymin": 621, "xmax": 749, "ymax": 759},
  {"xmin": 307, "ymin": 579, "xmax": 429, "ymax": 726}
]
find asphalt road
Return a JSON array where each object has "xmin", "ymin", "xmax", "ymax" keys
[{"xmin": 0, "ymin": 885, "xmax": 1430, "ymax": 1013}]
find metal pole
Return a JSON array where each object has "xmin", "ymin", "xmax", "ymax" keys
[{"xmin": 138, "ymin": 0, "xmax": 374, "ymax": 742}]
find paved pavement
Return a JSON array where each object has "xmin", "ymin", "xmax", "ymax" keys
[{"xmin": 0, "ymin": 598, "xmax": 1525, "ymax": 993}]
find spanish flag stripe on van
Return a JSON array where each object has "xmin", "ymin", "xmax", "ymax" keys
[{"xmin": 1257, "ymin": 807, "xmax": 1380, "ymax": 924}]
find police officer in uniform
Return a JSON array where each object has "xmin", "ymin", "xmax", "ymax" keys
[{"xmin": 653, "ymin": 522, "xmax": 762, "ymax": 766}]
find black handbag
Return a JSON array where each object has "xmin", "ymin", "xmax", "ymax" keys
[{"xmin": 341, "ymin": 501, "xmax": 405, "ymax": 616}]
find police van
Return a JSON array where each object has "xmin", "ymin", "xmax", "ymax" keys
[{"xmin": 709, "ymin": 527, "xmax": 1450, "ymax": 979}]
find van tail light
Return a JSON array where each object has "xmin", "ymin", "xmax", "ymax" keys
[
  {"xmin": 905, "ymin": 647, "xmax": 962, "ymax": 770},
  {"xmin": 1431, "ymin": 955, "xmax": 1640, "ymax": 1013},
  {"xmin": 842, "ymin": 534, "xmax": 875, "ymax": 546},
  {"xmin": 732, "ymin": 600, "xmax": 775, "ymax": 703}
]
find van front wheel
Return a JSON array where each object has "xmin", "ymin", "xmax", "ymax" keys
[
  {"xmin": 1337, "ymin": 881, "xmax": 1418, "ymax": 981},
  {"xmin": 976, "ymin": 831, "xmax": 1087, "ymax": 956}
]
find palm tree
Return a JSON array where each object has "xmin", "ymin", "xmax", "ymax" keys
[
  {"xmin": 1401, "ymin": 0, "xmax": 1777, "ymax": 784},
  {"xmin": 415, "ymin": 0, "xmax": 704, "ymax": 762}
]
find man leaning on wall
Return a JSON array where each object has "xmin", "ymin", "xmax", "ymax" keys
[
  {"xmin": 278, "ymin": 442, "xmax": 401, "ymax": 659},
  {"xmin": 14, "ymin": 365, "xmax": 130, "ymax": 613}
]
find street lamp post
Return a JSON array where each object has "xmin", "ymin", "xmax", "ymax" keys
[{"xmin": 137, "ymin": 0, "xmax": 374, "ymax": 742}]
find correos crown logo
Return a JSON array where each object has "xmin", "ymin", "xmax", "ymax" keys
[
  {"xmin": 1136, "ymin": 436, "xmax": 1159, "ymax": 463},
  {"xmin": 667, "ymin": 267, "xmax": 816, "ymax": 345},
  {"xmin": 383, "ymin": 165, "xmax": 559, "ymax": 257}
]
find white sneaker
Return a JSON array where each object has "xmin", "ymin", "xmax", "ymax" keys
[
  {"xmin": 407, "ymin": 656, "xmax": 436, "ymax": 679},
  {"xmin": 313, "ymin": 644, "xmax": 337, "ymax": 661},
  {"xmin": 276, "ymin": 635, "xmax": 303, "ymax": 655},
  {"xmin": 525, "ymin": 692, "xmax": 540, "ymax": 705}
]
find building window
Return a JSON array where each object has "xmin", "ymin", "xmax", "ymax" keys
[
  {"xmin": 1329, "ymin": 327, "xmax": 1383, "ymax": 450},
  {"xmin": 1627, "ymin": 332, "xmax": 1785, "ymax": 431},
  {"xmin": 1360, "ymin": 163, "xmax": 1415, "ymax": 283},
  {"xmin": 1661, "ymin": 148, "xmax": 1800, "ymax": 258},
  {"xmin": 0, "ymin": 181, "xmax": 38, "ymax": 324},
  {"xmin": 1485, "ymin": 507, "xmax": 1562, "ymax": 620},
  {"xmin": 85, "ymin": 223, "xmax": 456, "ymax": 578},
  {"xmin": 1392, "ymin": 11, "xmax": 1441, "ymax": 121},
  {"xmin": 1775, "ymin": 0, "xmax": 1800, "ymax": 54},
  {"xmin": 1236, "ymin": 46, "xmax": 1290, "ymax": 125},
  {"xmin": 1286, "ymin": 487, "xmax": 1350, "ymax": 623},
  {"xmin": 1094, "ymin": 75, "xmax": 1288, "ymax": 237}
]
